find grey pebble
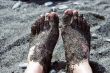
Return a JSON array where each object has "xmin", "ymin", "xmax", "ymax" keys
[
  {"xmin": 12, "ymin": 1, "xmax": 22, "ymax": 10},
  {"xmin": 73, "ymin": 1, "xmax": 81, "ymax": 5},
  {"xmin": 90, "ymin": 25, "xmax": 101, "ymax": 32},
  {"xmin": 18, "ymin": 62, "xmax": 28, "ymax": 69},
  {"xmin": 44, "ymin": 1, "xmax": 53, "ymax": 7},
  {"xmin": 91, "ymin": 33, "xmax": 98, "ymax": 39},
  {"xmin": 58, "ymin": 5, "xmax": 68, "ymax": 10},
  {"xmin": 104, "ymin": 38, "xmax": 110, "ymax": 42},
  {"xmin": 50, "ymin": 69, "xmax": 57, "ymax": 73},
  {"xmin": 50, "ymin": 7, "xmax": 57, "ymax": 12}
]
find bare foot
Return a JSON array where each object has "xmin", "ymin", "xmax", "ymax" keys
[
  {"xmin": 25, "ymin": 12, "xmax": 59, "ymax": 73},
  {"xmin": 61, "ymin": 9, "xmax": 92, "ymax": 73}
]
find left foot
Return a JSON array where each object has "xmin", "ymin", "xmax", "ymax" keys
[{"xmin": 25, "ymin": 12, "xmax": 59, "ymax": 73}]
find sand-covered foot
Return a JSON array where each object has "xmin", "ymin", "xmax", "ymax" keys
[
  {"xmin": 61, "ymin": 9, "xmax": 92, "ymax": 73},
  {"xmin": 25, "ymin": 12, "xmax": 59, "ymax": 73}
]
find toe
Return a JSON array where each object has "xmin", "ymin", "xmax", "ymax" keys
[
  {"xmin": 71, "ymin": 10, "xmax": 79, "ymax": 28},
  {"xmin": 46, "ymin": 12, "xmax": 59, "ymax": 27},
  {"xmin": 64, "ymin": 9, "xmax": 73, "ymax": 15},
  {"xmin": 31, "ymin": 15, "xmax": 45, "ymax": 35},
  {"xmin": 31, "ymin": 12, "xmax": 59, "ymax": 36},
  {"xmin": 51, "ymin": 12, "xmax": 59, "ymax": 23},
  {"xmin": 78, "ymin": 14, "xmax": 90, "ymax": 34},
  {"xmin": 71, "ymin": 10, "xmax": 90, "ymax": 34},
  {"xmin": 31, "ymin": 24, "xmax": 38, "ymax": 35},
  {"xmin": 63, "ymin": 9, "xmax": 74, "ymax": 26},
  {"xmin": 39, "ymin": 15, "xmax": 45, "ymax": 32}
]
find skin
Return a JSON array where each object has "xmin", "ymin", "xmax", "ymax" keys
[
  {"xmin": 61, "ymin": 9, "xmax": 92, "ymax": 73},
  {"xmin": 25, "ymin": 12, "xmax": 59, "ymax": 73},
  {"xmin": 25, "ymin": 61, "xmax": 43, "ymax": 73},
  {"xmin": 25, "ymin": 10, "xmax": 93, "ymax": 73}
]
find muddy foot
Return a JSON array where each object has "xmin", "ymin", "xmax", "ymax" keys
[
  {"xmin": 27, "ymin": 12, "xmax": 59, "ymax": 73},
  {"xmin": 61, "ymin": 9, "xmax": 92, "ymax": 73}
]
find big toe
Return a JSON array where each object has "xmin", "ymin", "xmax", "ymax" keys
[
  {"xmin": 46, "ymin": 12, "xmax": 59, "ymax": 27},
  {"xmin": 63, "ymin": 9, "xmax": 78, "ymax": 26}
]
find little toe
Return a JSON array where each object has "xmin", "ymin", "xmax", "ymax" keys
[{"xmin": 31, "ymin": 15, "xmax": 45, "ymax": 35}]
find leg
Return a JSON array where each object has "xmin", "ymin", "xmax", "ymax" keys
[
  {"xmin": 61, "ymin": 9, "xmax": 93, "ymax": 73},
  {"xmin": 25, "ymin": 12, "xmax": 59, "ymax": 73}
]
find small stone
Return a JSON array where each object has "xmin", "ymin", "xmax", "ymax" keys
[
  {"xmin": 18, "ymin": 62, "xmax": 28, "ymax": 69},
  {"xmin": 44, "ymin": 1, "xmax": 53, "ymax": 7},
  {"xmin": 73, "ymin": 1, "xmax": 81, "ymax": 5},
  {"xmin": 90, "ymin": 25, "xmax": 101, "ymax": 32},
  {"xmin": 90, "ymin": 13, "xmax": 105, "ymax": 20},
  {"xmin": 58, "ymin": 5, "xmax": 68, "ymax": 10},
  {"xmin": 104, "ymin": 38, "xmax": 110, "ymax": 42},
  {"xmin": 50, "ymin": 69, "xmax": 57, "ymax": 73},
  {"xmin": 90, "ymin": 53, "xmax": 93, "ymax": 56},
  {"xmin": 99, "ymin": 52, "xmax": 102, "ymax": 55},
  {"xmin": 58, "ymin": 69, "xmax": 66, "ymax": 73},
  {"xmin": 61, "ymin": 72, "xmax": 66, "ymax": 73},
  {"xmin": 12, "ymin": 1, "xmax": 22, "ymax": 10},
  {"xmin": 91, "ymin": 33, "xmax": 98, "ymax": 39},
  {"xmin": 50, "ymin": 7, "xmax": 57, "ymax": 12}
]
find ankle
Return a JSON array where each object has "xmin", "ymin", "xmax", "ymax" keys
[
  {"xmin": 25, "ymin": 61, "xmax": 43, "ymax": 73},
  {"xmin": 71, "ymin": 59, "xmax": 93, "ymax": 73}
]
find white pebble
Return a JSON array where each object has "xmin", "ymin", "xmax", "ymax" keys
[
  {"xmin": 18, "ymin": 62, "xmax": 28, "ymax": 68},
  {"xmin": 12, "ymin": 1, "xmax": 22, "ymax": 10},
  {"xmin": 50, "ymin": 69, "xmax": 57, "ymax": 73},
  {"xmin": 58, "ymin": 5, "xmax": 68, "ymax": 10},
  {"xmin": 44, "ymin": 1, "xmax": 53, "ymax": 7},
  {"xmin": 61, "ymin": 72, "xmax": 66, "ymax": 73},
  {"xmin": 91, "ymin": 33, "xmax": 98, "ymax": 39},
  {"xmin": 92, "ymin": 33, "xmax": 97, "ymax": 37},
  {"xmin": 104, "ymin": 38, "xmax": 110, "ymax": 42},
  {"xmin": 73, "ymin": 1, "xmax": 81, "ymax": 5}
]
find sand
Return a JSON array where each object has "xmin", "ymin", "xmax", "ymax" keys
[{"xmin": 0, "ymin": 0, "xmax": 110, "ymax": 73}]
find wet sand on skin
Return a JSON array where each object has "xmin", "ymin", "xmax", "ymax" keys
[{"xmin": 0, "ymin": 0, "xmax": 110, "ymax": 73}]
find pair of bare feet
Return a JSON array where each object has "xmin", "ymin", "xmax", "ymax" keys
[{"xmin": 25, "ymin": 9, "xmax": 93, "ymax": 73}]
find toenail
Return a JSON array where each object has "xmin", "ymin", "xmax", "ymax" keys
[
  {"xmin": 73, "ymin": 10, "xmax": 78, "ymax": 15},
  {"xmin": 46, "ymin": 12, "xmax": 58, "ymax": 21},
  {"xmin": 64, "ymin": 9, "xmax": 73, "ymax": 15},
  {"xmin": 50, "ymin": 12, "xmax": 58, "ymax": 17}
]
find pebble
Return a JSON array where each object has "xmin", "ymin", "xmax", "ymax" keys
[
  {"xmin": 50, "ymin": 7, "xmax": 57, "ymax": 12},
  {"xmin": 61, "ymin": 72, "xmax": 66, "ymax": 73},
  {"xmin": 90, "ymin": 25, "xmax": 101, "ymax": 32},
  {"xmin": 58, "ymin": 69, "xmax": 66, "ymax": 73},
  {"xmin": 58, "ymin": 5, "xmax": 68, "ymax": 10},
  {"xmin": 91, "ymin": 33, "xmax": 98, "ymax": 39},
  {"xmin": 50, "ymin": 69, "xmax": 57, "ymax": 73},
  {"xmin": 44, "ymin": 1, "xmax": 53, "ymax": 7},
  {"xmin": 104, "ymin": 38, "xmax": 110, "ymax": 42},
  {"xmin": 90, "ymin": 13, "xmax": 105, "ymax": 20},
  {"xmin": 73, "ymin": 1, "xmax": 81, "ymax": 5},
  {"xmin": 12, "ymin": 1, "xmax": 22, "ymax": 10},
  {"xmin": 18, "ymin": 62, "xmax": 28, "ymax": 69}
]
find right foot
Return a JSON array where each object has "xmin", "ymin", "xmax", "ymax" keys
[
  {"xmin": 25, "ymin": 12, "xmax": 59, "ymax": 73},
  {"xmin": 61, "ymin": 9, "xmax": 92, "ymax": 73}
]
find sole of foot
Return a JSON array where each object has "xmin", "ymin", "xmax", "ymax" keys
[
  {"xmin": 25, "ymin": 12, "xmax": 59, "ymax": 73},
  {"xmin": 61, "ymin": 9, "xmax": 92, "ymax": 73}
]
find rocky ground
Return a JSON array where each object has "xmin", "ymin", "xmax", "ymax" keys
[{"xmin": 0, "ymin": 0, "xmax": 110, "ymax": 73}]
